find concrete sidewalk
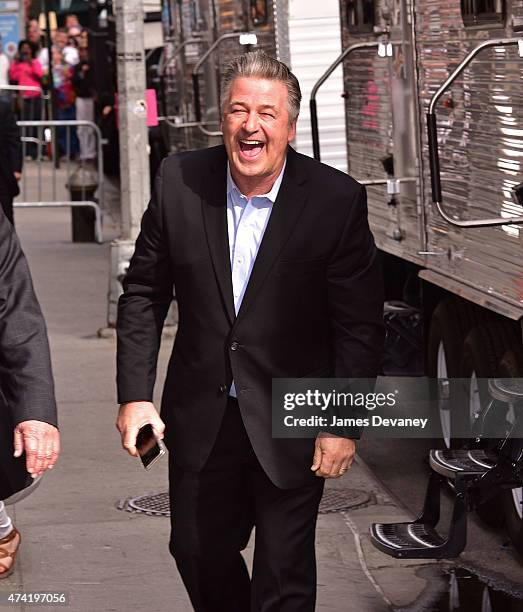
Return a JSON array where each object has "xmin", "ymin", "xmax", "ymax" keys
[{"xmin": 0, "ymin": 208, "xmax": 445, "ymax": 611}]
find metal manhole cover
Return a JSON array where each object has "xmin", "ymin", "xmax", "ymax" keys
[
  {"xmin": 118, "ymin": 491, "xmax": 170, "ymax": 516},
  {"xmin": 319, "ymin": 488, "xmax": 370, "ymax": 514},
  {"xmin": 118, "ymin": 488, "xmax": 370, "ymax": 517}
]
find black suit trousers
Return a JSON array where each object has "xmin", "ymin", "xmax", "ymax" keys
[{"xmin": 169, "ymin": 398, "xmax": 325, "ymax": 612}]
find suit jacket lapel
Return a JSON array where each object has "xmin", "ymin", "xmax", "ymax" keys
[
  {"xmin": 235, "ymin": 147, "xmax": 309, "ymax": 324},
  {"xmin": 201, "ymin": 148, "xmax": 236, "ymax": 326}
]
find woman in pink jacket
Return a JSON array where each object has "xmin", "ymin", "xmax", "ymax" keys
[{"xmin": 9, "ymin": 40, "xmax": 43, "ymax": 159}]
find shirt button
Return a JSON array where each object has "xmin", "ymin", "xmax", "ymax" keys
[{"xmin": 230, "ymin": 341, "xmax": 239, "ymax": 351}]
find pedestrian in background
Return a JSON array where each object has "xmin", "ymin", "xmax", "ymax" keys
[
  {"xmin": 65, "ymin": 14, "xmax": 80, "ymax": 31},
  {"xmin": 27, "ymin": 19, "xmax": 43, "ymax": 56},
  {"xmin": 0, "ymin": 100, "xmax": 22, "ymax": 226},
  {"xmin": 72, "ymin": 45, "xmax": 96, "ymax": 163},
  {"xmin": 67, "ymin": 25, "xmax": 82, "ymax": 50},
  {"xmin": 0, "ymin": 206, "xmax": 60, "ymax": 578},
  {"xmin": 52, "ymin": 44, "xmax": 78, "ymax": 159},
  {"xmin": 9, "ymin": 40, "xmax": 43, "ymax": 159},
  {"xmin": 54, "ymin": 28, "xmax": 78, "ymax": 67},
  {"xmin": 27, "ymin": 19, "xmax": 49, "ymax": 78}
]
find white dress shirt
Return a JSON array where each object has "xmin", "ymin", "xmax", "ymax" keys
[{"xmin": 226, "ymin": 160, "xmax": 286, "ymax": 397}]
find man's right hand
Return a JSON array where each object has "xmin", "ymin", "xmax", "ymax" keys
[{"xmin": 116, "ymin": 401, "xmax": 165, "ymax": 457}]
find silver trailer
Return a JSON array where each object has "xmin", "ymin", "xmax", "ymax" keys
[
  {"xmin": 328, "ymin": 0, "xmax": 523, "ymax": 377},
  {"xmin": 322, "ymin": 0, "xmax": 523, "ymax": 555}
]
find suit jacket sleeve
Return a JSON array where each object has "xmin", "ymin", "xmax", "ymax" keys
[
  {"xmin": 117, "ymin": 159, "xmax": 174, "ymax": 404},
  {"xmin": 325, "ymin": 185, "xmax": 384, "ymax": 436},
  {"xmin": 327, "ymin": 184, "xmax": 384, "ymax": 377},
  {"xmin": 5, "ymin": 104, "xmax": 22, "ymax": 174},
  {"xmin": 0, "ymin": 213, "xmax": 57, "ymax": 427}
]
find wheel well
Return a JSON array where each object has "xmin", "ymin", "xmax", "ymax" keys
[{"xmin": 377, "ymin": 250, "xmax": 523, "ymax": 373}]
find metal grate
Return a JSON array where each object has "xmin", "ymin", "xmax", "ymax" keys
[
  {"xmin": 118, "ymin": 487, "xmax": 371, "ymax": 517},
  {"xmin": 319, "ymin": 488, "xmax": 371, "ymax": 514},
  {"xmin": 118, "ymin": 492, "xmax": 170, "ymax": 517}
]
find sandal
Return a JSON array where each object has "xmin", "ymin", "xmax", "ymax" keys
[{"xmin": 0, "ymin": 528, "xmax": 21, "ymax": 580}]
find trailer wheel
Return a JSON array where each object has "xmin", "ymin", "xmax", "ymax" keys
[
  {"xmin": 499, "ymin": 348, "xmax": 523, "ymax": 556},
  {"xmin": 459, "ymin": 322, "xmax": 519, "ymax": 527},
  {"xmin": 427, "ymin": 298, "xmax": 480, "ymax": 447}
]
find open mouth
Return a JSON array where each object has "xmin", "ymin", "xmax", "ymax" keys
[{"xmin": 238, "ymin": 139, "xmax": 265, "ymax": 159}]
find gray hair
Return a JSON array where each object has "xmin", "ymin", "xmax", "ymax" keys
[{"xmin": 220, "ymin": 50, "xmax": 301, "ymax": 123}]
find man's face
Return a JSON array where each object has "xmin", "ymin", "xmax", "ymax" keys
[
  {"xmin": 55, "ymin": 31, "xmax": 67, "ymax": 48},
  {"xmin": 221, "ymin": 77, "xmax": 296, "ymax": 184},
  {"xmin": 28, "ymin": 21, "xmax": 40, "ymax": 43}
]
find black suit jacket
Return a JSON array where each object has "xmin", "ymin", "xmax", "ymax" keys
[
  {"xmin": 117, "ymin": 145, "xmax": 384, "ymax": 488},
  {"xmin": 0, "ymin": 101, "xmax": 22, "ymax": 200},
  {"xmin": 0, "ymin": 212, "xmax": 57, "ymax": 499}
]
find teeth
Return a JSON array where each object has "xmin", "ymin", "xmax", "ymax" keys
[{"xmin": 240, "ymin": 140, "xmax": 263, "ymax": 145}]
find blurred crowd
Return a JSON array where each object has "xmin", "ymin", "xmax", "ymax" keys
[{"xmin": 0, "ymin": 14, "xmax": 96, "ymax": 162}]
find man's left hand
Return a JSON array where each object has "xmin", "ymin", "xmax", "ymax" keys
[
  {"xmin": 13, "ymin": 172, "xmax": 21, "ymax": 181},
  {"xmin": 311, "ymin": 432, "xmax": 355, "ymax": 478},
  {"xmin": 13, "ymin": 420, "xmax": 60, "ymax": 478}
]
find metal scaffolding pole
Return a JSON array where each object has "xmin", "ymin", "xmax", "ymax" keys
[{"xmin": 107, "ymin": 0, "xmax": 151, "ymax": 327}]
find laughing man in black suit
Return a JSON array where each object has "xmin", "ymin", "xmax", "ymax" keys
[{"xmin": 116, "ymin": 51, "xmax": 384, "ymax": 611}]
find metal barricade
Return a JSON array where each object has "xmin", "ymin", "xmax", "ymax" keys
[
  {"xmin": 14, "ymin": 119, "xmax": 104, "ymax": 244},
  {"xmin": 0, "ymin": 84, "xmax": 48, "ymax": 99},
  {"xmin": 0, "ymin": 84, "xmax": 48, "ymax": 119}
]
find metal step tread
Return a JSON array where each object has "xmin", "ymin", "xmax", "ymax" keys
[
  {"xmin": 429, "ymin": 449, "xmax": 495, "ymax": 479},
  {"xmin": 370, "ymin": 521, "xmax": 450, "ymax": 558}
]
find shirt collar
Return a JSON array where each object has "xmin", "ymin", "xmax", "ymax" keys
[{"xmin": 227, "ymin": 158, "xmax": 287, "ymax": 204}]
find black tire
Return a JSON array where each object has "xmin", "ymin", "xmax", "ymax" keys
[
  {"xmin": 427, "ymin": 298, "xmax": 482, "ymax": 447},
  {"xmin": 498, "ymin": 348, "xmax": 523, "ymax": 556},
  {"xmin": 459, "ymin": 321, "xmax": 521, "ymax": 527}
]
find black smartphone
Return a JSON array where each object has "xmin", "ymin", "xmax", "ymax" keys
[{"xmin": 136, "ymin": 424, "xmax": 166, "ymax": 469}]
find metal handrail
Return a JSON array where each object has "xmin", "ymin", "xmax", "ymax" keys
[
  {"xmin": 159, "ymin": 36, "xmax": 205, "ymax": 76},
  {"xmin": 191, "ymin": 31, "xmax": 257, "ymax": 136},
  {"xmin": 14, "ymin": 201, "xmax": 103, "ymax": 244},
  {"xmin": 0, "ymin": 84, "xmax": 49, "ymax": 98},
  {"xmin": 359, "ymin": 177, "xmax": 417, "ymax": 187},
  {"xmin": 427, "ymin": 37, "xmax": 523, "ymax": 228},
  {"xmin": 309, "ymin": 41, "xmax": 399, "ymax": 161},
  {"xmin": 157, "ymin": 117, "xmax": 220, "ymax": 129}
]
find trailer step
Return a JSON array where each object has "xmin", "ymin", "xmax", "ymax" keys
[
  {"xmin": 370, "ymin": 467, "xmax": 469, "ymax": 559},
  {"xmin": 429, "ymin": 449, "xmax": 495, "ymax": 480},
  {"xmin": 370, "ymin": 521, "xmax": 453, "ymax": 559}
]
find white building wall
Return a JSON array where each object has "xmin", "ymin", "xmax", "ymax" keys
[{"xmin": 286, "ymin": 0, "xmax": 347, "ymax": 173}]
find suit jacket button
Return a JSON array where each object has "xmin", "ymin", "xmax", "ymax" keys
[
  {"xmin": 230, "ymin": 341, "xmax": 239, "ymax": 351},
  {"xmin": 219, "ymin": 384, "xmax": 227, "ymax": 394}
]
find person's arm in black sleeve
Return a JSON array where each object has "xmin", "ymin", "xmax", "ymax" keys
[
  {"xmin": 311, "ymin": 184, "xmax": 385, "ymax": 478},
  {"xmin": 4, "ymin": 105, "xmax": 22, "ymax": 174},
  {"xmin": 328, "ymin": 185, "xmax": 384, "ymax": 379},
  {"xmin": 116, "ymin": 159, "xmax": 172, "ymax": 456},
  {"xmin": 324, "ymin": 184, "xmax": 385, "ymax": 438},
  {"xmin": 116, "ymin": 158, "xmax": 174, "ymax": 404},
  {"xmin": 0, "ymin": 213, "xmax": 57, "ymax": 428}
]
